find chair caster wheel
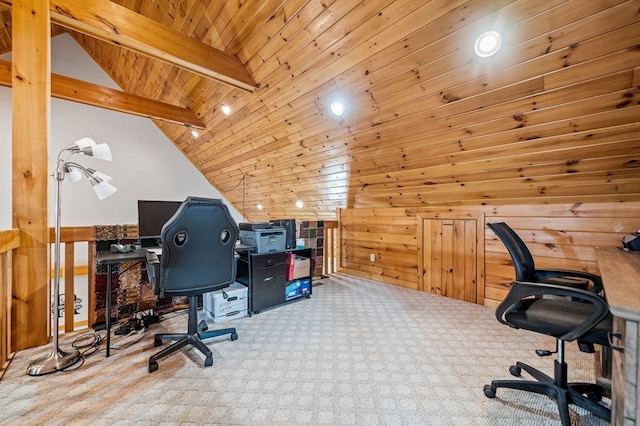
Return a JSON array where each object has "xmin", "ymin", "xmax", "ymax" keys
[
  {"xmin": 204, "ymin": 357, "xmax": 213, "ymax": 367},
  {"xmin": 154, "ymin": 337, "xmax": 163, "ymax": 347},
  {"xmin": 148, "ymin": 361, "xmax": 158, "ymax": 373},
  {"xmin": 509, "ymin": 365, "xmax": 521, "ymax": 377},
  {"xmin": 483, "ymin": 384, "xmax": 496, "ymax": 398},
  {"xmin": 231, "ymin": 332, "xmax": 238, "ymax": 341}
]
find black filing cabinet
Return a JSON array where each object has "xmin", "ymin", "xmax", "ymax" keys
[
  {"xmin": 236, "ymin": 249, "xmax": 312, "ymax": 314},
  {"xmin": 237, "ymin": 251, "xmax": 287, "ymax": 313}
]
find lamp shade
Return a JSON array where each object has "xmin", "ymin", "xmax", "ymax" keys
[
  {"xmin": 72, "ymin": 137, "xmax": 96, "ymax": 149},
  {"xmin": 88, "ymin": 143, "xmax": 112, "ymax": 161},
  {"xmin": 64, "ymin": 166, "xmax": 83, "ymax": 183},
  {"xmin": 91, "ymin": 180, "xmax": 118, "ymax": 200}
]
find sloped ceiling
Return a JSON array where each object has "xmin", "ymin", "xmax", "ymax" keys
[{"xmin": 1, "ymin": 0, "xmax": 639, "ymax": 220}]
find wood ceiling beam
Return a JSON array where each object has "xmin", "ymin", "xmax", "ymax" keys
[
  {"xmin": 0, "ymin": 58, "xmax": 205, "ymax": 129},
  {"xmin": 0, "ymin": 0, "xmax": 257, "ymax": 92}
]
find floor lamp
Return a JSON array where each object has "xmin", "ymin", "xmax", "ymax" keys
[{"xmin": 27, "ymin": 137, "xmax": 117, "ymax": 376}]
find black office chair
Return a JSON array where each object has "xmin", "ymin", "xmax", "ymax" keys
[
  {"xmin": 145, "ymin": 197, "xmax": 239, "ymax": 373},
  {"xmin": 483, "ymin": 280, "xmax": 612, "ymax": 424},
  {"xmin": 484, "ymin": 222, "xmax": 612, "ymax": 425},
  {"xmin": 487, "ymin": 222, "xmax": 603, "ymax": 292}
]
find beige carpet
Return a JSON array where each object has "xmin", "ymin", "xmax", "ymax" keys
[{"xmin": 0, "ymin": 273, "xmax": 610, "ymax": 425}]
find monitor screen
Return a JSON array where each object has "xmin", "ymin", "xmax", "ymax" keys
[{"xmin": 137, "ymin": 200, "xmax": 182, "ymax": 239}]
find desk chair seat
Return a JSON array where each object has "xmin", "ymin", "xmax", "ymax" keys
[{"xmin": 145, "ymin": 197, "xmax": 239, "ymax": 373}]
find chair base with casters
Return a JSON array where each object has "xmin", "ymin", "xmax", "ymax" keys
[
  {"xmin": 148, "ymin": 295, "xmax": 238, "ymax": 373},
  {"xmin": 483, "ymin": 339, "xmax": 610, "ymax": 425}
]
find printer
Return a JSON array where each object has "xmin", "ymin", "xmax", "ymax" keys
[{"xmin": 239, "ymin": 222, "xmax": 286, "ymax": 254}]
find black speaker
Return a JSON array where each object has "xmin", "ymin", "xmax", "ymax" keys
[{"xmin": 270, "ymin": 219, "xmax": 296, "ymax": 250}]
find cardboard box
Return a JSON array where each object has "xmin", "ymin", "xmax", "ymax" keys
[
  {"xmin": 203, "ymin": 282, "xmax": 248, "ymax": 323},
  {"xmin": 293, "ymin": 256, "xmax": 310, "ymax": 279},
  {"xmin": 286, "ymin": 253, "xmax": 310, "ymax": 280}
]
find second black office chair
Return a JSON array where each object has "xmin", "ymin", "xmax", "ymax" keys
[
  {"xmin": 483, "ymin": 280, "xmax": 612, "ymax": 425},
  {"xmin": 145, "ymin": 197, "xmax": 239, "ymax": 373},
  {"xmin": 484, "ymin": 222, "xmax": 612, "ymax": 425}
]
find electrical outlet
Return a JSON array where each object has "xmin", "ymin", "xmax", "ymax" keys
[{"xmin": 370, "ymin": 253, "xmax": 375, "ymax": 262}]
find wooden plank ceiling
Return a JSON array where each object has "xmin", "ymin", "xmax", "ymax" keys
[{"xmin": 1, "ymin": 0, "xmax": 639, "ymax": 220}]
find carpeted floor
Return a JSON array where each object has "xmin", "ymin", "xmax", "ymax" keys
[{"xmin": 0, "ymin": 274, "xmax": 610, "ymax": 425}]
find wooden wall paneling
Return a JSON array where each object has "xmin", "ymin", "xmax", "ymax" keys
[
  {"xmin": 352, "ymin": 119, "xmax": 640, "ymax": 189},
  {"xmin": 252, "ymin": 0, "xmax": 636, "ymax": 216},
  {"xmin": 340, "ymin": 209, "xmax": 418, "ymax": 288},
  {"xmin": 341, "ymin": 202, "xmax": 640, "ymax": 306},
  {"xmin": 348, "ymin": 76, "xmax": 637, "ymax": 171},
  {"xmin": 235, "ymin": 0, "xmax": 310, "ymax": 63},
  {"xmin": 633, "ymin": 65, "xmax": 640, "ymax": 86},
  {"xmin": 19, "ymin": 0, "xmax": 634, "ymax": 221},
  {"xmin": 208, "ymin": 70, "xmax": 636, "ymax": 211},
  {"xmin": 203, "ymin": 0, "xmax": 465, "ymax": 168}
]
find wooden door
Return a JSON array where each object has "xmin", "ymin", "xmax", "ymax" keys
[{"xmin": 418, "ymin": 216, "xmax": 484, "ymax": 304}]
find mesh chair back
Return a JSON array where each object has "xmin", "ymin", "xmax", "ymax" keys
[{"xmin": 487, "ymin": 222, "xmax": 536, "ymax": 281}]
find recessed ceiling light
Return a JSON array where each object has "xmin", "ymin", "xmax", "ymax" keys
[
  {"xmin": 221, "ymin": 104, "xmax": 231, "ymax": 115},
  {"xmin": 296, "ymin": 200, "xmax": 304, "ymax": 208},
  {"xmin": 330, "ymin": 101, "xmax": 344, "ymax": 116},
  {"xmin": 474, "ymin": 31, "xmax": 502, "ymax": 57},
  {"xmin": 256, "ymin": 203, "xmax": 263, "ymax": 210},
  {"xmin": 190, "ymin": 129, "xmax": 199, "ymax": 138}
]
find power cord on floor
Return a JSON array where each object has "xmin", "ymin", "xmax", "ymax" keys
[
  {"xmin": 59, "ymin": 331, "xmax": 105, "ymax": 372},
  {"xmin": 58, "ymin": 309, "xmax": 185, "ymax": 372}
]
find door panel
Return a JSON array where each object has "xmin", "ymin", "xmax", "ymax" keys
[{"xmin": 419, "ymin": 216, "xmax": 484, "ymax": 304}]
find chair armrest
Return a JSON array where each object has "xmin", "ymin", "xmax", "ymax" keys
[
  {"xmin": 533, "ymin": 268, "xmax": 604, "ymax": 294},
  {"xmin": 496, "ymin": 280, "xmax": 610, "ymax": 341},
  {"xmin": 145, "ymin": 251, "xmax": 160, "ymax": 294}
]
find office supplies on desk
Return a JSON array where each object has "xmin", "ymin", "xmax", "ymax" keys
[{"xmin": 110, "ymin": 243, "xmax": 132, "ymax": 253}]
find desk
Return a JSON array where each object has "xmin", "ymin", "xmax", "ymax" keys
[
  {"xmin": 596, "ymin": 247, "xmax": 640, "ymax": 425},
  {"xmin": 96, "ymin": 249, "xmax": 148, "ymax": 357},
  {"xmin": 96, "ymin": 244, "xmax": 252, "ymax": 356}
]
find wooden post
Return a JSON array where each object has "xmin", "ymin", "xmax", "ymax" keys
[{"xmin": 11, "ymin": 0, "xmax": 51, "ymax": 350}]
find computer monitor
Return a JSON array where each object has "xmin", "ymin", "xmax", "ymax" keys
[{"xmin": 137, "ymin": 200, "xmax": 182, "ymax": 240}]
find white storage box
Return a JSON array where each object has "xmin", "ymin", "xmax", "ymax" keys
[{"xmin": 203, "ymin": 282, "xmax": 248, "ymax": 323}]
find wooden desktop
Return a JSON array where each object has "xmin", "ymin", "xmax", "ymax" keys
[{"xmin": 596, "ymin": 247, "xmax": 640, "ymax": 425}]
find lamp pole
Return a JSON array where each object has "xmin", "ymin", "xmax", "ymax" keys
[{"xmin": 27, "ymin": 160, "xmax": 81, "ymax": 376}]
